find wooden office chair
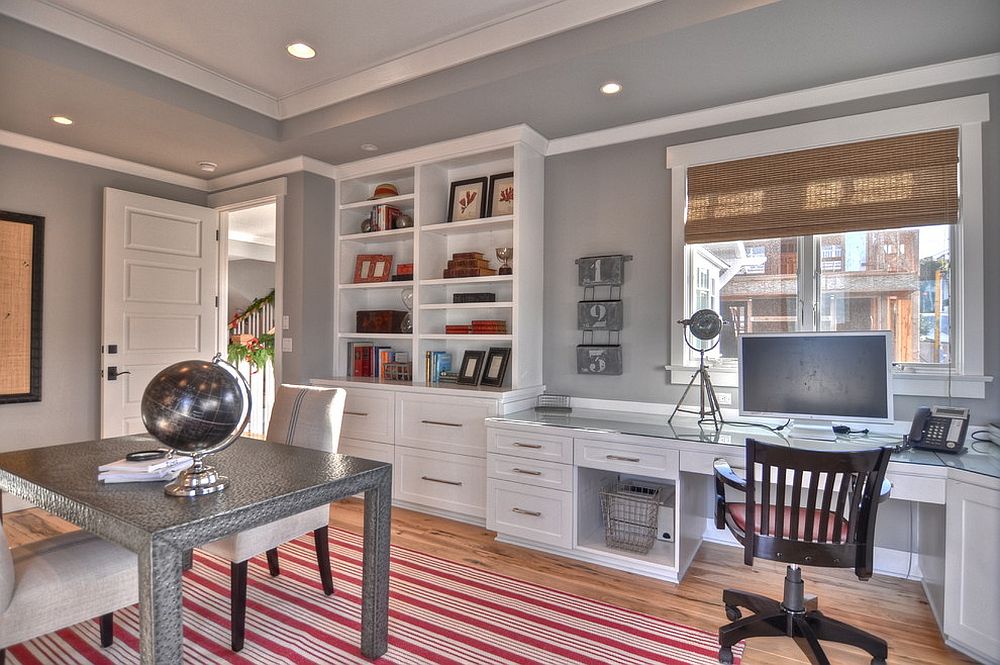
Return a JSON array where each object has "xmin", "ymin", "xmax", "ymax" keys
[
  {"xmin": 713, "ymin": 438, "xmax": 892, "ymax": 665},
  {"xmin": 199, "ymin": 384, "xmax": 346, "ymax": 651},
  {"xmin": 0, "ymin": 526, "xmax": 138, "ymax": 662}
]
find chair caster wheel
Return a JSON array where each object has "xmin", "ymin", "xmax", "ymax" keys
[
  {"xmin": 724, "ymin": 605, "xmax": 742, "ymax": 621},
  {"xmin": 719, "ymin": 646, "xmax": 734, "ymax": 664}
]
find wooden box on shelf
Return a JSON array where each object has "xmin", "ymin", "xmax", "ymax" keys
[{"xmin": 357, "ymin": 310, "xmax": 408, "ymax": 333}]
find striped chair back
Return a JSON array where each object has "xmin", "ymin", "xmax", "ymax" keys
[{"xmin": 265, "ymin": 385, "xmax": 346, "ymax": 453}]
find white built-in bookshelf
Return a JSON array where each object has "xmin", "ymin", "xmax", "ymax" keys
[{"xmin": 332, "ymin": 126, "xmax": 545, "ymax": 390}]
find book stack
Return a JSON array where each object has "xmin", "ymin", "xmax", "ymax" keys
[
  {"xmin": 348, "ymin": 343, "xmax": 410, "ymax": 378},
  {"xmin": 392, "ymin": 263, "xmax": 414, "ymax": 281},
  {"xmin": 369, "ymin": 204, "xmax": 402, "ymax": 232},
  {"xmin": 472, "ymin": 319, "xmax": 507, "ymax": 334},
  {"xmin": 443, "ymin": 252, "xmax": 497, "ymax": 278},
  {"xmin": 444, "ymin": 324, "xmax": 473, "ymax": 334},
  {"xmin": 98, "ymin": 454, "xmax": 193, "ymax": 484},
  {"xmin": 428, "ymin": 351, "xmax": 452, "ymax": 382}
]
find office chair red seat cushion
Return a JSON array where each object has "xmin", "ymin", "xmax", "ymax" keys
[{"xmin": 728, "ymin": 504, "xmax": 850, "ymax": 542}]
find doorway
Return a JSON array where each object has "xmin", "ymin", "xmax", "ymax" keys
[{"xmin": 223, "ymin": 201, "xmax": 277, "ymax": 437}]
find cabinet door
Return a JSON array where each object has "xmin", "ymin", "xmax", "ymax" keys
[
  {"xmin": 394, "ymin": 446, "xmax": 487, "ymax": 518},
  {"xmin": 396, "ymin": 394, "xmax": 496, "ymax": 456},
  {"xmin": 341, "ymin": 389, "xmax": 394, "ymax": 444},
  {"xmin": 487, "ymin": 479, "xmax": 573, "ymax": 548},
  {"xmin": 944, "ymin": 478, "xmax": 1000, "ymax": 662}
]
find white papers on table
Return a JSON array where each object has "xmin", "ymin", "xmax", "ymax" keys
[{"xmin": 98, "ymin": 455, "xmax": 193, "ymax": 483}]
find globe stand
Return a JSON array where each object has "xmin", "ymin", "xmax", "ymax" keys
[
  {"xmin": 668, "ymin": 310, "xmax": 726, "ymax": 431},
  {"xmin": 165, "ymin": 457, "xmax": 229, "ymax": 497}
]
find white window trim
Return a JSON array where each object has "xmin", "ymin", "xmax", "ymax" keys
[{"xmin": 665, "ymin": 95, "xmax": 991, "ymax": 399}]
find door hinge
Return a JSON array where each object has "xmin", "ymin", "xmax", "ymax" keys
[
  {"xmin": 216, "ymin": 229, "xmax": 220, "ymax": 241},
  {"xmin": 215, "ymin": 296, "xmax": 219, "ymax": 307}
]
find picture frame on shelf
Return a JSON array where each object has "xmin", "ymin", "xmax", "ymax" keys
[
  {"xmin": 486, "ymin": 172, "xmax": 514, "ymax": 217},
  {"xmin": 480, "ymin": 347, "xmax": 511, "ymax": 387},
  {"xmin": 447, "ymin": 177, "xmax": 488, "ymax": 222},
  {"xmin": 354, "ymin": 254, "xmax": 393, "ymax": 283},
  {"xmin": 457, "ymin": 350, "xmax": 486, "ymax": 385}
]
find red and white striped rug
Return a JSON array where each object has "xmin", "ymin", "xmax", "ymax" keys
[{"xmin": 7, "ymin": 528, "xmax": 742, "ymax": 664}]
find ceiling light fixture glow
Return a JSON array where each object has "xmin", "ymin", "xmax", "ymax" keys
[
  {"xmin": 360, "ymin": 143, "xmax": 379, "ymax": 152},
  {"xmin": 50, "ymin": 115, "xmax": 73, "ymax": 125},
  {"xmin": 286, "ymin": 42, "xmax": 316, "ymax": 59},
  {"xmin": 600, "ymin": 81, "xmax": 623, "ymax": 95}
]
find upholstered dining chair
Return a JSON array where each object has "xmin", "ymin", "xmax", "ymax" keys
[
  {"xmin": 714, "ymin": 438, "xmax": 892, "ymax": 665},
  {"xmin": 0, "ymin": 525, "xmax": 138, "ymax": 662},
  {"xmin": 199, "ymin": 384, "xmax": 346, "ymax": 652}
]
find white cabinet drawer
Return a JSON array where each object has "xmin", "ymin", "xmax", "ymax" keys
[
  {"xmin": 394, "ymin": 446, "xmax": 486, "ymax": 518},
  {"xmin": 487, "ymin": 479, "xmax": 572, "ymax": 548},
  {"xmin": 680, "ymin": 450, "xmax": 745, "ymax": 475},
  {"xmin": 338, "ymin": 437, "xmax": 394, "ymax": 465},
  {"xmin": 575, "ymin": 438, "xmax": 679, "ymax": 480},
  {"xmin": 488, "ymin": 429, "xmax": 574, "ymax": 464},
  {"xmin": 341, "ymin": 390, "xmax": 394, "ymax": 444},
  {"xmin": 396, "ymin": 394, "xmax": 496, "ymax": 456},
  {"xmin": 487, "ymin": 454, "xmax": 573, "ymax": 491}
]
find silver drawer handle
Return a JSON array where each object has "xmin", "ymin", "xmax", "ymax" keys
[
  {"xmin": 421, "ymin": 476, "xmax": 463, "ymax": 486},
  {"xmin": 512, "ymin": 442, "xmax": 542, "ymax": 449},
  {"xmin": 421, "ymin": 419, "xmax": 463, "ymax": 428},
  {"xmin": 512, "ymin": 507, "xmax": 542, "ymax": 517},
  {"xmin": 345, "ymin": 411, "xmax": 368, "ymax": 417},
  {"xmin": 512, "ymin": 468, "xmax": 542, "ymax": 476},
  {"xmin": 607, "ymin": 454, "xmax": 641, "ymax": 462}
]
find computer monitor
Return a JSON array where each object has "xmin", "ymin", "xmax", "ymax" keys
[{"xmin": 738, "ymin": 331, "xmax": 894, "ymax": 441}]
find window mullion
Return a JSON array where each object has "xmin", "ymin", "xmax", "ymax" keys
[{"xmin": 798, "ymin": 235, "xmax": 817, "ymax": 331}]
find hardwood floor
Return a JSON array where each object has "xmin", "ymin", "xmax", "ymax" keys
[{"xmin": 4, "ymin": 502, "xmax": 971, "ymax": 664}]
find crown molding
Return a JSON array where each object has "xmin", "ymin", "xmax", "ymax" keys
[
  {"xmin": 206, "ymin": 156, "xmax": 336, "ymax": 192},
  {"xmin": 0, "ymin": 129, "xmax": 209, "ymax": 190},
  {"xmin": 0, "ymin": 0, "xmax": 280, "ymax": 117},
  {"xmin": 548, "ymin": 52, "xmax": 1000, "ymax": 156}
]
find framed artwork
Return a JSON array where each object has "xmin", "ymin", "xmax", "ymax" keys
[
  {"xmin": 0, "ymin": 210, "xmax": 44, "ymax": 404},
  {"xmin": 447, "ymin": 177, "xmax": 488, "ymax": 222},
  {"xmin": 577, "ymin": 255, "xmax": 627, "ymax": 286},
  {"xmin": 353, "ymin": 254, "xmax": 393, "ymax": 283},
  {"xmin": 480, "ymin": 347, "xmax": 511, "ymax": 387},
  {"xmin": 576, "ymin": 345, "xmax": 623, "ymax": 375},
  {"xmin": 577, "ymin": 300, "xmax": 624, "ymax": 331},
  {"xmin": 486, "ymin": 172, "xmax": 514, "ymax": 217},
  {"xmin": 457, "ymin": 350, "xmax": 486, "ymax": 385}
]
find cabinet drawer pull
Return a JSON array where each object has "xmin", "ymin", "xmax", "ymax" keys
[
  {"xmin": 606, "ymin": 454, "xmax": 641, "ymax": 462},
  {"xmin": 512, "ymin": 442, "xmax": 543, "ymax": 449},
  {"xmin": 345, "ymin": 411, "xmax": 368, "ymax": 417},
  {"xmin": 421, "ymin": 476, "xmax": 463, "ymax": 486},
  {"xmin": 512, "ymin": 468, "xmax": 542, "ymax": 476},
  {"xmin": 421, "ymin": 419, "xmax": 463, "ymax": 428},
  {"xmin": 512, "ymin": 507, "xmax": 542, "ymax": 517}
]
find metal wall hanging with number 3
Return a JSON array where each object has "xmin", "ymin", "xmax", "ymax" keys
[{"xmin": 575, "ymin": 254, "xmax": 631, "ymax": 375}]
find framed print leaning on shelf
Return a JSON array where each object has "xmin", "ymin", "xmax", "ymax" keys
[
  {"xmin": 486, "ymin": 172, "xmax": 514, "ymax": 217},
  {"xmin": 447, "ymin": 177, "xmax": 488, "ymax": 222},
  {"xmin": 354, "ymin": 254, "xmax": 393, "ymax": 283},
  {"xmin": 480, "ymin": 347, "xmax": 511, "ymax": 387},
  {"xmin": 457, "ymin": 350, "xmax": 486, "ymax": 385}
]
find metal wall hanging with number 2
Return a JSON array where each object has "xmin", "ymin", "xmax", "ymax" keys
[{"xmin": 575, "ymin": 254, "xmax": 631, "ymax": 375}]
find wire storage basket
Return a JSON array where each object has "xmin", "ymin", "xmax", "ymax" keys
[{"xmin": 600, "ymin": 480, "xmax": 662, "ymax": 553}]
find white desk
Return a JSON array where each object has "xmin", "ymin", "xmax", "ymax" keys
[{"xmin": 485, "ymin": 409, "xmax": 1000, "ymax": 665}]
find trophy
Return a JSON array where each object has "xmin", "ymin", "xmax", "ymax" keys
[{"xmin": 496, "ymin": 247, "xmax": 513, "ymax": 275}]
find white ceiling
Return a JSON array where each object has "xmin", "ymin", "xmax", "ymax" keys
[{"xmin": 1, "ymin": 0, "xmax": 998, "ymax": 179}]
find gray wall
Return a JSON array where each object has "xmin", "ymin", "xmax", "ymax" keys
[
  {"xmin": 227, "ymin": 259, "xmax": 274, "ymax": 320},
  {"xmin": 0, "ymin": 146, "xmax": 206, "ymax": 453},
  {"xmin": 280, "ymin": 171, "xmax": 334, "ymax": 385},
  {"xmin": 544, "ymin": 76, "xmax": 1000, "ymax": 424}
]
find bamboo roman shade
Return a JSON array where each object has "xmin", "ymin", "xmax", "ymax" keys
[{"xmin": 684, "ymin": 128, "xmax": 959, "ymax": 244}]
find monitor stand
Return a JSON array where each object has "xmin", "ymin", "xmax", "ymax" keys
[{"xmin": 787, "ymin": 419, "xmax": 837, "ymax": 442}]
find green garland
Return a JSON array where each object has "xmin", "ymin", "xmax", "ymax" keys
[{"xmin": 227, "ymin": 289, "xmax": 276, "ymax": 371}]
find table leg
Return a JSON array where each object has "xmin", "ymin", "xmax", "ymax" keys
[
  {"xmin": 138, "ymin": 538, "xmax": 185, "ymax": 665},
  {"xmin": 361, "ymin": 470, "xmax": 391, "ymax": 659}
]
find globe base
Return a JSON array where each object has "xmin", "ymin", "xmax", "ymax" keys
[{"xmin": 165, "ymin": 464, "xmax": 229, "ymax": 497}]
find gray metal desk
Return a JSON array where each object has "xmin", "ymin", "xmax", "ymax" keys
[{"xmin": 0, "ymin": 434, "xmax": 392, "ymax": 664}]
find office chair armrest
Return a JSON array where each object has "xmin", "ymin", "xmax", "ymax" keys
[
  {"xmin": 713, "ymin": 458, "xmax": 746, "ymax": 491},
  {"xmin": 878, "ymin": 478, "xmax": 892, "ymax": 503}
]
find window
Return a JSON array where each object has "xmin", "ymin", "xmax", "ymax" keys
[{"xmin": 666, "ymin": 95, "xmax": 988, "ymax": 397}]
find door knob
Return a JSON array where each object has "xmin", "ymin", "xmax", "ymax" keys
[{"xmin": 107, "ymin": 366, "xmax": 131, "ymax": 381}]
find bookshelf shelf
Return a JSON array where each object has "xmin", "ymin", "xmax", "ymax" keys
[
  {"xmin": 340, "ymin": 227, "xmax": 414, "ymax": 242},
  {"xmin": 421, "ymin": 275, "xmax": 513, "ymax": 287},
  {"xmin": 421, "ymin": 215, "xmax": 513, "ymax": 236},
  {"xmin": 340, "ymin": 193, "xmax": 414, "ymax": 210},
  {"xmin": 339, "ymin": 332, "xmax": 413, "ymax": 340},
  {"xmin": 339, "ymin": 281, "xmax": 412, "ymax": 290},
  {"xmin": 419, "ymin": 302, "xmax": 514, "ymax": 310},
  {"xmin": 422, "ymin": 334, "xmax": 513, "ymax": 341}
]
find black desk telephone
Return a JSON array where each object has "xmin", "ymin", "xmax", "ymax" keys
[{"xmin": 908, "ymin": 405, "xmax": 970, "ymax": 453}]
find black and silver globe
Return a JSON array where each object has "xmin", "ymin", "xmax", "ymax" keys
[{"xmin": 141, "ymin": 355, "xmax": 251, "ymax": 496}]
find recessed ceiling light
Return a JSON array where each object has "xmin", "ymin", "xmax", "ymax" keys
[
  {"xmin": 50, "ymin": 115, "xmax": 73, "ymax": 125},
  {"xmin": 198, "ymin": 161, "xmax": 218, "ymax": 173},
  {"xmin": 600, "ymin": 81, "xmax": 623, "ymax": 95},
  {"xmin": 286, "ymin": 42, "xmax": 316, "ymax": 59},
  {"xmin": 360, "ymin": 143, "xmax": 379, "ymax": 152}
]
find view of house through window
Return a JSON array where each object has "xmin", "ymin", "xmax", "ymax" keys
[{"xmin": 690, "ymin": 225, "xmax": 950, "ymax": 365}]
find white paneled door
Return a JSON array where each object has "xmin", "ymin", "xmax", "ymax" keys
[{"xmin": 101, "ymin": 188, "xmax": 219, "ymax": 437}]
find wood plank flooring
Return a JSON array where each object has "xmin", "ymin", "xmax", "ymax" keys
[{"xmin": 4, "ymin": 502, "xmax": 971, "ymax": 664}]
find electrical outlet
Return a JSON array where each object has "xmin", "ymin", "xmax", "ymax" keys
[
  {"xmin": 281, "ymin": 337, "xmax": 293, "ymax": 352},
  {"xmin": 715, "ymin": 392, "xmax": 733, "ymax": 406},
  {"xmin": 282, "ymin": 315, "xmax": 290, "ymax": 330}
]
